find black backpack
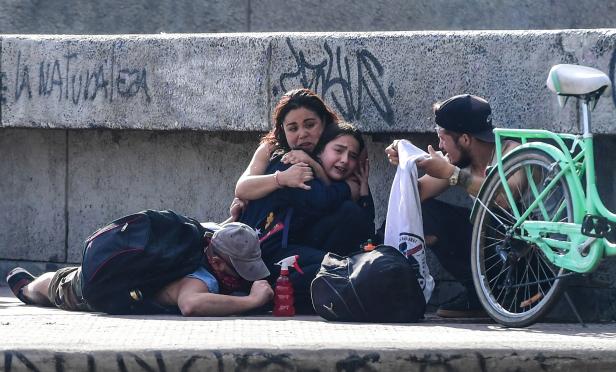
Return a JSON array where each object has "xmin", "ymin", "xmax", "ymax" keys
[
  {"xmin": 310, "ymin": 245, "xmax": 426, "ymax": 323},
  {"xmin": 80, "ymin": 210, "xmax": 207, "ymax": 314}
]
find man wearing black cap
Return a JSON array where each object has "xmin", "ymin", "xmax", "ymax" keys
[{"xmin": 385, "ymin": 94, "xmax": 517, "ymax": 318}]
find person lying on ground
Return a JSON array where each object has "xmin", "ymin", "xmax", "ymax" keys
[{"xmin": 6, "ymin": 222, "xmax": 273, "ymax": 317}]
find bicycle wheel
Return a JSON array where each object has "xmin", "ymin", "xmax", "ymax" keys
[{"xmin": 471, "ymin": 149, "xmax": 574, "ymax": 327}]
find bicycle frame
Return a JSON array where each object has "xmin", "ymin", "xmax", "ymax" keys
[{"xmin": 478, "ymin": 100, "xmax": 616, "ymax": 274}]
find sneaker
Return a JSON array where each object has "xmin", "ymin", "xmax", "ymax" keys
[
  {"xmin": 436, "ymin": 291, "xmax": 487, "ymax": 318},
  {"xmin": 6, "ymin": 267, "xmax": 35, "ymax": 304}
]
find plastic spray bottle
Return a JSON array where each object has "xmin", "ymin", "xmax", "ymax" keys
[{"xmin": 273, "ymin": 255, "xmax": 303, "ymax": 317}]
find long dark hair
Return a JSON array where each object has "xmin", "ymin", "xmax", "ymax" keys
[
  {"xmin": 314, "ymin": 121, "xmax": 365, "ymax": 156},
  {"xmin": 261, "ymin": 88, "xmax": 339, "ymax": 153}
]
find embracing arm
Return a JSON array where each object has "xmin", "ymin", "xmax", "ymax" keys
[
  {"xmin": 235, "ymin": 144, "xmax": 316, "ymax": 201},
  {"xmin": 235, "ymin": 143, "xmax": 281, "ymax": 200},
  {"xmin": 158, "ymin": 277, "xmax": 273, "ymax": 317},
  {"xmin": 275, "ymin": 179, "xmax": 352, "ymax": 214},
  {"xmin": 282, "ymin": 150, "xmax": 330, "ymax": 185}
]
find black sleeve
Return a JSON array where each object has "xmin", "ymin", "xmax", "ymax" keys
[
  {"xmin": 274, "ymin": 179, "xmax": 352, "ymax": 214},
  {"xmin": 356, "ymin": 190, "xmax": 376, "ymax": 239},
  {"xmin": 357, "ymin": 191, "xmax": 376, "ymax": 222}
]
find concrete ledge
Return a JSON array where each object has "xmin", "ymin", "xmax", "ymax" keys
[
  {"xmin": 1, "ymin": 1, "xmax": 616, "ymax": 34},
  {"xmin": 2, "ymin": 287, "xmax": 616, "ymax": 372},
  {"xmin": 2, "ymin": 30, "xmax": 616, "ymax": 133},
  {"xmin": 5, "ymin": 349, "xmax": 616, "ymax": 372}
]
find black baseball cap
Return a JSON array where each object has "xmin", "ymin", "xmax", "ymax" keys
[{"xmin": 434, "ymin": 94, "xmax": 495, "ymax": 142}]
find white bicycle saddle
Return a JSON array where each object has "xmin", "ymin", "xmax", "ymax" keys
[{"xmin": 547, "ymin": 64, "xmax": 611, "ymax": 97}]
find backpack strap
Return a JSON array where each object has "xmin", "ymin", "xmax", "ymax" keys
[{"xmin": 281, "ymin": 208, "xmax": 293, "ymax": 250}]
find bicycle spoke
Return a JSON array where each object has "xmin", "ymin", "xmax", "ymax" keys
[
  {"xmin": 534, "ymin": 252, "xmax": 550, "ymax": 299},
  {"xmin": 507, "ymin": 264, "xmax": 521, "ymax": 312},
  {"xmin": 483, "ymin": 239, "xmax": 503, "ymax": 251},
  {"xmin": 486, "ymin": 223, "xmax": 506, "ymax": 238},
  {"xmin": 483, "ymin": 236, "xmax": 504, "ymax": 245},
  {"xmin": 495, "ymin": 278, "xmax": 508, "ymax": 304},
  {"xmin": 484, "ymin": 249, "xmax": 502, "ymax": 263},
  {"xmin": 537, "ymin": 252, "xmax": 546, "ymax": 297},
  {"xmin": 543, "ymin": 184, "xmax": 568, "ymax": 223},
  {"xmin": 525, "ymin": 253, "xmax": 543, "ymax": 292},
  {"xmin": 489, "ymin": 265, "xmax": 510, "ymax": 287},
  {"xmin": 515, "ymin": 179, "xmax": 528, "ymax": 214},
  {"xmin": 522, "ymin": 258, "xmax": 531, "ymax": 302},
  {"xmin": 536, "ymin": 251, "xmax": 558, "ymax": 279},
  {"xmin": 523, "ymin": 270, "xmax": 530, "ymax": 309},
  {"xmin": 486, "ymin": 255, "xmax": 504, "ymax": 273},
  {"xmin": 475, "ymin": 199, "xmax": 508, "ymax": 228},
  {"xmin": 472, "ymin": 149, "xmax": 573, "ymax": 327},
  {"xmin": 494, "ymin": 203, "xmax": 517, "ymax": 225},
  {"xmin": 524, "ymin": 164, "xmax": 550, "ymax": 220}
]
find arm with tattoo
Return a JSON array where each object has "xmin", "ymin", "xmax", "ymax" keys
[{"xmin": 456, "ymin": 168, "xmax": 484, "ymax": 197}]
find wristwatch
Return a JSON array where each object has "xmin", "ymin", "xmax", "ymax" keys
[{"xmin": 448, "ymin": 166, "xmax": 460, "ymax": 186}]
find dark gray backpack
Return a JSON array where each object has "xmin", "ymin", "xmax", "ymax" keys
[
  {"xmin": 310, "ymin": 245, "xmax": 425, "ymax": 323},
  {"xmin": 80, "ymin": 210, "xmax": 207, "ymax": 314}
]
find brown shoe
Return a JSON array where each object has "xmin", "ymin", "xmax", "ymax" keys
[
  {"xmin": 436, "ymin": 292, "xmax": 487, "ymax": 318},
  {"xmin": 6, "ymin": 267, "xmax": 35, "ymax": 304}
]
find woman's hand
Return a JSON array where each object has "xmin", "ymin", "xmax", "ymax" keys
[
  {"xmin": 281, "ymin": 150, "xmax": 312, "ymax": 165},
  {"xmin": 354, "ymin": 154, "xmax": 370, "ymax": 197},
  {"xmin": 229, "ymin": 197, "xmax": 247, "ymax": 222},
  {"xmin": 345, "ymin": 176, "xmax": 361, "ymax": 201},
  {"xmin": 279, "ymin": 162, "xmax": 314, "ymax": 190}
]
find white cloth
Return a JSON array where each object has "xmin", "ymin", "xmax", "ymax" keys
[{"xmin": 384, "ymin": 140, "xmax": 435, "ymax": 303}]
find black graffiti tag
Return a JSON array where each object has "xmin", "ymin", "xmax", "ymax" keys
[
  {"xmin": 14, "ymin": 51, "xmax": 32, "ymax": 100},
  {"xmin": 278, "ymin": 38, "xmax": 395, "ymax": 126},
  {"xmin": 117, "ymin": 68, "xmax": 151, "ymax": 103},
  {"xmin": 6, "ymin": 47, "xmax": 151, "ymax": 107}
]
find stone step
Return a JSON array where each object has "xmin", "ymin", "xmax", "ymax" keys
[{"xmin": 2, "ymin": 286, "xmax": 616, "ymax": 371}]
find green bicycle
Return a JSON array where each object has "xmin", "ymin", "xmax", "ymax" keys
[{"xmin": 470, "ymin": 64, "xmax": 615, "ymax": 327}]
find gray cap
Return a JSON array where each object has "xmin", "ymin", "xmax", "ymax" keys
[{"xmin": 210, "ymin": 222, "xmax": 270, "ymax": 281}]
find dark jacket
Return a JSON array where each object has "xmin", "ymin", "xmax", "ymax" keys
[{"xmin": 239, "ymin": 155, "xmax": 352, "ymax": 246}]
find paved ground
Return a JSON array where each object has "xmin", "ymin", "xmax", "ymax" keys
[{"xmin": 2, "ymin": 286, "xmax": 616, "ymax": 371}]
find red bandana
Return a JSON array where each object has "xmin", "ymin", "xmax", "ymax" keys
[{"xmin": 206, "ymin": 254, "xmax": 249, "ymax": 294}]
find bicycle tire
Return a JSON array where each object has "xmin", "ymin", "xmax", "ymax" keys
[{"xmin": 471, "ymin": 148, "xmax": 574, "ymax": 327}]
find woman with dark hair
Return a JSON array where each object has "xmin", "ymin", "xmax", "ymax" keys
[
  {"xmin": 239, "ymin": 121, "xmax": 373, "ymax": 312},
  {"xmin": 233, "ymin": 89, "xmax": 339, "ymax": 205}
]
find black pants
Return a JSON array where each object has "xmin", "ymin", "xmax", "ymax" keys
[
  {"xmin": 260, "ymin": 241, "xmax": 326, "ymax": 314},
  {"xmin": 421, "ymin": 198, "xmax": 474, "ymax": 289},
  {"xmin": 303, "ymin": 200, "xmax": 374, "ymax": 256},
  {"xmin": 261, "ymin": 201, "xmax": 374, "ymax": 313}
]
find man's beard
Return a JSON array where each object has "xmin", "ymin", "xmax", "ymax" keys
[{"xmin": 452, "ymin": 145, "xmax": 471, "ymax": 168}]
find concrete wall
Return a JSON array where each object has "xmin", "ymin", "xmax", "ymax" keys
[
  {"xmin": 3, "ymin": 31, "xmax": 616, "ymax": 319},
  {"xmin": 4, "ymin": 31, "xmax": 616, "ymax": 133},
  {"xmin": 0, "ymin": 0, "xmax": 615, "ymax": 34}
]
